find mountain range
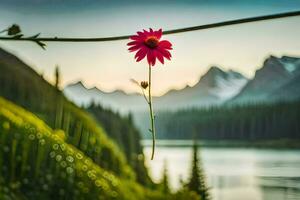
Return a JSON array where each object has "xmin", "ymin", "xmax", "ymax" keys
[
  {"xmin": 230, "ymin": 56, "xmax": 300, "ymax": 104},
  {"xmin": 64, "ymin": 66, "xmax": 248, "ymax": 112},
  {"xmin": 64, "ymin": 55, "xmax": 300, "ymax": 112}
]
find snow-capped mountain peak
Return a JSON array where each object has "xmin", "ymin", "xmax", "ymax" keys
[
  {"xmin": 279, "ymin": 56, "xmax": 300, "ymax": 73},
  {"xmin": 228, "ymin": 55, "xmax": 300, "ymax": 105},
  {"xmin": 202, "ymin": 67, "xmax": 248, "ymax": 101},
  {"xmin": 210, "ymin": 72, "xmax": 248, "ymax": 101}
]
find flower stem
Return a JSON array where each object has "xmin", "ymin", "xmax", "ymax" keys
[{"xmin": 148, "ymin": 64, "xmax": 156, "ymax": 160}]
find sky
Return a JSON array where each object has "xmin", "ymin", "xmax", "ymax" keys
[{"xmin": 0, "ymin": 0, "xmax": 300, "ymax": 96}]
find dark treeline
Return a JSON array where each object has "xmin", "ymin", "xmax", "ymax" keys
[
  {"xmin": 155, "ymin": 101, "xmax": 300, "ymax": 141},
  {"xmin": 86, "ymin": 103, "xmax": 153, "ymax": 186}
]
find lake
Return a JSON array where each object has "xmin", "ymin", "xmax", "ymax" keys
[{"xmin": 143, "ymin": 140, "xmax": 300, "ymax": 200}]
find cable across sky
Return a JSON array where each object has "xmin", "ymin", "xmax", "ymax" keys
[{"xmin": 0, "ymin": 10, "xmax": 299, "ymax": 43}]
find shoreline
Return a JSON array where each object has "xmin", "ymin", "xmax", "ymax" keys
[{"xmin": 141, "ymin": 139, "xmax": 300, "ymax": 149}]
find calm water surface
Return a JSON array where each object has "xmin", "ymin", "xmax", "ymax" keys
[{"xmin": 143, "ymin": 140, "xmax": 300, "ymax": 200}]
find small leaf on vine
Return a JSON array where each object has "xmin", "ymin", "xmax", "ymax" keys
[
  {"xmin": 36, "ymin": 41, "xmax": 47, "ymax": 50},
  {"xmin": 7, "ymin": 24, "xmax": 21, "ymax": 36},
  {"xmin": 30, "ymin": 33, "xmax": 41, "ymax": 39}
]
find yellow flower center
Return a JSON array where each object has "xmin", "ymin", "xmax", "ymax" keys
[{"xmin": 145, "ymin": 36, "xmax": 159, "ymax": 48}]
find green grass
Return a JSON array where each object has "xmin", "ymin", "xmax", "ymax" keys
[
  {"xmin": 0, "ymin": 47, "xmax": 135, "ymax": 179},
  {"xmin": 0, "ymin": 97, "xmax": 157, "ymax": 200}
]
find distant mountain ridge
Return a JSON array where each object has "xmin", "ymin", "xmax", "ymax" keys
[
  {"xmin": 64, "ymin": 55, "xmax": 300, "ymax": 112},
  {"xmin": 64, "ymin": 66, "xmax": 248, "ymax": 112},
  {"xmin": 64, "ymin": 81, "xmax": 145, "ymax": 113},
  {"xmin": 228, "ymin": 55, "xmax": 300, "ymax": 104},
  {"xmin": 153, "ymin": 66, "xmax": 248, "ymax": 110}
]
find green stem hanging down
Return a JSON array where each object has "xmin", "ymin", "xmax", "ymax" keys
[{"xmin": 148, "ymin": 64, "xmax": 156, "ymax": 160}]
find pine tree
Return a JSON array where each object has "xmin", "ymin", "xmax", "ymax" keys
[
  {"xmin": 161, "ymin": 159, "xmax": 170, "ymax": 194},
  {"xmin": 187, "ymin": 141, "xmax": 210, "ymax": 200},
  {"xmin": 54, "ymin": 65, "xmax": 60, "ymax": 89},
  {"xmin": 54, "ymin": 65, "xmax": 62, "ymax": 128}
]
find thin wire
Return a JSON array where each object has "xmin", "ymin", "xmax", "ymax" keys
[{"xmin": 0, "ymin": 10, "xmax": 299, "ymax": 42}]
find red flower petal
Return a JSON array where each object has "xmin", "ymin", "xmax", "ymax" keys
[
  {"xmin": 157, "ymin": 46, "xmax": 171, "ymax": 60},
  {"xmin": 137, "ymin": 31, "xmax": 144, "ymax": 36},
  {"xmin": 147, "ymin": 50, "xmax": 156, "ymax": 66},
  {"xmin": 127, "ymin": 41, "xmax": 140, "ymax": 46},
  {"xmin": 128, "ymin": 44, "xmax": 142, "ymax": 52},
  {"xmin": 143, "ymin": 29, "xmax": 150, "ymax": 35},
  {"xmin": 159, "ymin": 40, "xmax": 172, "ymax": 50},
  {"xmin": 135, "ymin": 47, "xmax": 148, "ymax": 62},
  {"xmin": 137, "ymin": 31, "xmax": 147, "ymax": 39},
  {"xmin": 154, "ymin": 29, "xmax": 162, "ymax": 40},
  {"xmin": 155, "ymin": 50, "xmax": 164, "ymax": 64},
  {"xmin": 128, "ymin": 28, "xmax": 172, "ymax": 66},
  {"xmin": 129, "ymin": 35, "xmax": 143, "ymax": 41}
]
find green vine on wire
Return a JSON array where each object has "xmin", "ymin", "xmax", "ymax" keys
[
  {"xmin": 0, "ymin": 11, "xmax": 299, "ymax": 43},
  {"xmin": 0, "ymin": 24, "xmax": 46, "ymax": 49}
]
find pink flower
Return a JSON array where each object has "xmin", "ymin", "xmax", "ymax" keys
[{"xmin": 127, "ymin": 28, "xmax": 172, "ymax": 66}]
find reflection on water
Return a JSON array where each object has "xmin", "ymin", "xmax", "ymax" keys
[{"xmin": 143, "ymin": 140, "xmax": 300, "ymax": 200}]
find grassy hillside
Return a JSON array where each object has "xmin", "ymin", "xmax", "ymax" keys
[
  {"xmin": 0, "ymin": 47, "xmax": 134, "ymax": 179},
  {"xmin": 0, "ymin": 96, "xmax": 200, "ymax": 200},
  {"xmin": 0, "ymin": 97, "xmax": 131, "ymax": 199}
]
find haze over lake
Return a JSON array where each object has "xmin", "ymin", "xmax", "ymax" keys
[{"xmin": 144, "ymin": 140, "xmax": 300, "ymax": 200}]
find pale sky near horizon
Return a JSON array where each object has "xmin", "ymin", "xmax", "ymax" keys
[{"xmin": 0, "ymin": 0, "xmax": 300, "ymax": 96}]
